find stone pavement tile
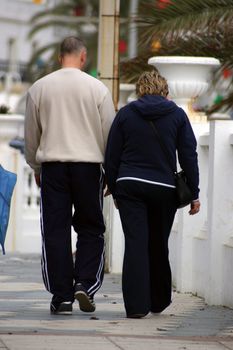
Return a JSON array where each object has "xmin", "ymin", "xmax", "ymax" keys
[
  {"xmin": 0, "ymin": 335, "xmax": 118, "ymax": 350},
  {"xmin": 110, "ymin": 337, "xmax": 229, "ymax": 350},
  {"xmin": 0, "ymin": 276, "xmax": 14, "ymax": 282},
  {"xmin": 0, "ymin": 338, "xmax": 7, "ymax": 349},
  {"xmin": 0, "ymin": 292, "xmax": 232, "ymax": 339},
  {"xmin": 0, "ymin": 282, "xmax": 44, "ymax": 292},
  {"xmin": 1, "ymin": 335, "xmax": 232, "ymax": 350},
  {"xmin": 1, "ymin": 254, "xmax": 233, "ymax": 343},
  {"xmin": 220, "ymin": 342, "xmax": 233, "ymax": 349}
]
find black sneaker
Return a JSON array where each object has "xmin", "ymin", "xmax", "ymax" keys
[
  {"xmin": 74, "ymin": 283, "xmax": 96, "ymax": 312},
  {"xmin": 50, "ymin": 301, "xmax": 73, "ymax": 315}
]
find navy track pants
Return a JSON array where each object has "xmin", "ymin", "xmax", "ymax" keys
[{"xmin": 40, "ymin": 162, "xmax": 105, "ymax": 303}]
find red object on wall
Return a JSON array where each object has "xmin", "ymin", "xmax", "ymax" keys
[
  {"xmin": 73, "ymin": 6, "xmax": 84, "ymax": 16},
  {"xmin": 156, "ymin": 0, "xmax": 172, "ymax": 9},
  {"xmin": 119, "ymin": 40, "xmax": 127, "ymax": 54},
  {"xmin": 223, "ymin": 68, "xmax": 232, "ymax": 79}
]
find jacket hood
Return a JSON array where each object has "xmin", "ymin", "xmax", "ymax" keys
[{"xmin": 130, "ymin": 94, "xmax": 178, "ymax": 120}]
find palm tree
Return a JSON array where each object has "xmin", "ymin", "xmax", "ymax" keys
[
  {"xmin": 121, "ymin": 0, "xmax": 233, "ymax": 113},
  {"xmin": 27, "ymin": 0, "xmax": 99, "ymax": 81},
  {"xmin": 28, "ymin": 0, "xmax": 233, "ymax": 112},
  {"xmin": 28, "ymin": 0, "xmax": 130, "ymax": 82}
]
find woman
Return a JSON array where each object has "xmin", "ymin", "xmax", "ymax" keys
[{"xmin": 105, "ymin": 70, "xmax": 200, "ymax": 318}]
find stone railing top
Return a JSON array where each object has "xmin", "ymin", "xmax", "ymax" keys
[
  {"xmin": 120, "ymin": 83, "xmax": 135, "ymax": 90},
  {"xmin": 0, "ymin": 114, "xmax": 24, "ymax": 122},
  {"xmin": 209, "ymin": 113, "xmax": 231, "ymax": 120},
  {"xmin": 199, "ymin": 133, "xmax": 209, "ymax": 147},
  {"xmin": 148, "ymin": 56, "xmax": 220, "ymax": 67},
  {"xmin": 0, "ymin": 114, "xmax": 24, "ymax": 140},
  {"xmin": 229, "ymin": 134, "xmax": 233, "ymax": 145}
]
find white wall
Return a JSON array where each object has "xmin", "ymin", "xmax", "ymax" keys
[
  {"xmin": 170, "ymin": 119, "xmax": 233, "ymax": 308},
  {"xmin": 0, "ymin": 0, "xmax": 59, "ymax": 64}
]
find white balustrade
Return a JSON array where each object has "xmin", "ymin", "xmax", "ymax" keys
[
  {"xmin": 0, "ymin": 113, "xmax": 41, "ymax": 253},
  {"xmin": 0, "ymin": 113, "xmax": 24, "ymax": 251},
  {"xmin": 118, "ymin": 83, "xmax": 135, "ymax": 109},
  {"xmin": 23, "ymin": 167, "xmax": 40, "ymax": 211},
  {"xmin": 13, "ymin": 153, "xmax": 41, "ymax": 253},
  {"xmin": 169, "ymin": 121, "xmax": 210, "ymax": 293},
  {"xmin": 104, "ymin": 83, "xmax": 136, "ymax": 272},
  {"xmin": 206, "ymin": 119, "xmax": 233, "ymax": 306}
]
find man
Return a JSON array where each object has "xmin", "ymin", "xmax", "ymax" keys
[{"xmin": 24, "ymin": 36, "xmax": 115, "ymax": 315}]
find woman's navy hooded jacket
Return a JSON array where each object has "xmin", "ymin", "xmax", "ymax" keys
[{"xmin": 104, "ymin": 94, "xmax": 199, "ymax": 200}]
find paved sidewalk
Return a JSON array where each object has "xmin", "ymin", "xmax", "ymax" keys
[{"xmin": 0, "ymin": 254, "xmax": 232, "ymax": 350}]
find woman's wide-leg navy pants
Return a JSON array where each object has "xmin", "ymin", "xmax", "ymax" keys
[{"xmin": 115, "ymin": 180, "xmax": 177, "ymax": 316}]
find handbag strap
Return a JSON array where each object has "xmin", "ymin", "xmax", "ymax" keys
[{"xmin": 149, "ymin": 121, "xmax": 177, "ymax": 176}]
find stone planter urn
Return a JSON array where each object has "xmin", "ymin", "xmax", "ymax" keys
[{"xmin": 148, "ymin": 56, "xmax": 220, "ymax": 122}]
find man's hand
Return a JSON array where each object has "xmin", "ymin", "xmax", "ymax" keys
[
  {"xmin": 189, "ymin": 200, "xmax": 200, "ymax": 215},
  {"xmin": 104, "ymin": 187, "xmax": 111, "ymax": 197},
  {"xmin": 34, "ymin": 173, "xmax": 41, "ymax": 187}
]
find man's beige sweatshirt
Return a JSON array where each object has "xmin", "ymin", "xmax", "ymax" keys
[{"xmin": 24, "ymin": 68, "xmax": 115, "ymax": 174}]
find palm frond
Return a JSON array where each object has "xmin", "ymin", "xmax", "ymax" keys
[
  {"xmin": 121, "ymin": 0, "xmax": 233, "ymax": 112},
  {"xmin": 28, "ymin": 42, "xmax": 60, "ymax": 68},
  {"xmin": 30, "ymin": 3, "xmax": 76, "ymax": 23},
  {"xmin": 207, "ymin": 91, "xmax": 233, "ymax": 114},
  {"xmin": 120, "ymin": 53, "xmax": 154, "ymax": 83},
  {"xmin": 28, "ymin": 19, "xmax": 83, "ymax": 39},
  {"xmin": 30, "ymin": 0, "xmax": 99, "ymax": 24},
  {"xmin": 137, "ymin": 0, "xmax": 233, "ymax": 49},
  {"xmin": 26, "ymin": 42, "xmax": 60, "ymax": 82}
]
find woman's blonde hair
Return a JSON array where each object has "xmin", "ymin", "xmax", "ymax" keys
[{"xmin": 136, "ymin": 70, "xmax": 169, "ymax": 98}]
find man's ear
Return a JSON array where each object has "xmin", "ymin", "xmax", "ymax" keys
[
  {"xmin": 58, "ymin": 54, "xmax": 63, "ymax": 65},
  {"xmin": 80, "ymin": 49, "xmax": 87, "ymax": 69}
]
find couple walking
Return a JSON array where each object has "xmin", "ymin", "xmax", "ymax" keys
[{"xmin": 24, "ymin": 36, "xmax": 200, "ymax": 319}]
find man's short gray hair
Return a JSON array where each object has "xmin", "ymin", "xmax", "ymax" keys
[{"xmin": 60, "ymin": 36, "xmax": 86, "ymax": 57}]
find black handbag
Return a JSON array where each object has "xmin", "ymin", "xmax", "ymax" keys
[{"xmin": 149, "ymin": 121, "xmax": 193, "ymax": 209}]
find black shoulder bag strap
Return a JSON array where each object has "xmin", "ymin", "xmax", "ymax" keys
[{"xmin": 149, "ymin": 121, "xmax": 177, "ymax": 176}]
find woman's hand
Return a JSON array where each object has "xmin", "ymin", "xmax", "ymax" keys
[
  {"xmin": 189, "ymin": 200, "xmax": 200, "ymax": 215},
  {"xmin": 104, "ymin": 187, "xmax": 111, "ymax": 197},
  {"xmin": 103, "ymin": 187, "xmax": 118, "ymax": 209},
  {"xmin": 34, "ymin": 173, "xmax": 41, "ymax": 187}
]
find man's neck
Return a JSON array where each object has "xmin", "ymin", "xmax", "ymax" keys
[
  {"xmin": 62, "ymin": 64, "xmax": 81, "ymax": 69},
  {"xmin": 59, "ymin": 52, "xmax": 86, "ymax": 70}
]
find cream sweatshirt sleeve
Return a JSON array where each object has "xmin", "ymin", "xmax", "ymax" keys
[
  {"xmin": 99, "ymin": 90, "xmax": 116, "ymax": 148},
  {"xmin": 24, "ymin": 92, "xmax": 42, "ymax": 174}
]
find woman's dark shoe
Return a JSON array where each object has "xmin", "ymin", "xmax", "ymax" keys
[{"xmin": 126, "ymin": 313, "xmax": 148, "ymax": 319}]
